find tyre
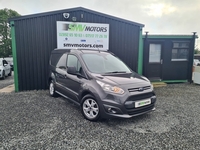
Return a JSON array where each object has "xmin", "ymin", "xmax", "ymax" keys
[
  {"xmin": 1, "ymin": 71, "xmax": 5, "ymax": 80},
  {"xmin": 8, "ymin": 69, "xmax": 12, "ymax": 76},
  {"xmin": 81, "ymin": 94, "xmax": 100, "ymax": 121},
  {"xmin": 49, "ymin": 80, "xmax": 58, "ymax": 97}
]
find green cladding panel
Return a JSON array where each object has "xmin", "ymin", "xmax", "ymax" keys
[
  {"xmin": 137, "ymin": 27, "xmax": 143, "ymax": 74},
  {"xmin": 10, "ymin": 21, "xmax": 19, "ymax": 92}
]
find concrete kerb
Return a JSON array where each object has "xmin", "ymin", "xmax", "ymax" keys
[
  {"xmin": 152, "ymin": 82, "xmax": 167, "ymax": 88},
  {"xmin": 0, "ymin": 84, "xmax": 15, "ymax": 93}
]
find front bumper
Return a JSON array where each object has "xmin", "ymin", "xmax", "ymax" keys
[{"xmin": 99, "ymin": 92, "xmax": 156, "ymax": 119}]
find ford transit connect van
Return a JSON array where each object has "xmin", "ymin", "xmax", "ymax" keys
[{"xmin": 48, "ymin": 49, "xmax": 156, "ymax": 121}]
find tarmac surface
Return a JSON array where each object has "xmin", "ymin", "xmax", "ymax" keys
[{"xmin": 0, "ymin": 71, "xmax": 14, "ymax": 92}]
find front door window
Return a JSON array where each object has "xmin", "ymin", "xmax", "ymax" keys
[{"xmin": 149, "ymin": 44, "xmax": 161, "ymax": 63}]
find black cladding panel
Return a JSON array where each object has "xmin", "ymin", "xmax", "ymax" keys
[{"xmin": 11, "ymin": 7, "xmax": 143, "ymax": 91}]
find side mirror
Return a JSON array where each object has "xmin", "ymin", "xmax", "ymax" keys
[{"xmin": 67, "ymin": 66, "xmax": 77, "ymax": 75}]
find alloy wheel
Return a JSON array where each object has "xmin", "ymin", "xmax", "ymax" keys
[
  {"xmin": 49, "ymin": 81, "xmax": 54, "ymax": 95},
  {"xmin": 83, "ymin": 98, "xmax": 99, "ymax": 119}
]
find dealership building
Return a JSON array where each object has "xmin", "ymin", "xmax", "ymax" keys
[{"xmin": 9, "ymin": 7, "xmax": 197, "ymax": 91}]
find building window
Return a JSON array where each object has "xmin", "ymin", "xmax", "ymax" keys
[
  {"xmin": 149, "ymin": 44, "xmax": 161, "ymax": 63},
  {"xmin": 171, "ymin": 41, "xmax": 189, "ymax": 61}
]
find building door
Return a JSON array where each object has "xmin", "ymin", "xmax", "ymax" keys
[{"xmin": 145, "ymin": 43, "xmax": 163, "ymax": 81}]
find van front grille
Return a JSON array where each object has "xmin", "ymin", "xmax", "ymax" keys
[
  {"xmin": 128, "ymin": 86, "xmax": 151, "ymax": 92},
  {"xmin": 126, "ymin": 92, "xmax": 154, "ymax": 102},
  {"xmin": 126, "ymin": 104, "xmax": 155, "ymax": 115}
]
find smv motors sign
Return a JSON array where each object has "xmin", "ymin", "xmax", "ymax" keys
[{"xmin": 57, "ymin": 21, "xmax": 109, "ymax": 50}]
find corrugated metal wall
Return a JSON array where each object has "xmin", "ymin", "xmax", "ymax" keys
[{"xmin": 13, "ymin": 8, "xmax": 141, "ymax": 91}]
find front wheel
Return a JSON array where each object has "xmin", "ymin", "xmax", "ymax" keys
[
  {"xmin": 81, "ymin": 94, "xmax": 100, "ymax": 121},
  {"xmin": 49, "ymin": 80, "xmax": 58, "ymax": 97}
]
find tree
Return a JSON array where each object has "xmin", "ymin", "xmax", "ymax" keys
[
  {"xmin": 194, "ymin": 48, "xmax": 200, "ymax": 54},
  {"xmin": 0, "ymin": 8, "xmax": 20, "ymax": 58}
]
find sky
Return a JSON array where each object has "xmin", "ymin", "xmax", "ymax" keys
[{"xmin": 0, "ymin": 0, "xmax": 200, "ymax": 48}]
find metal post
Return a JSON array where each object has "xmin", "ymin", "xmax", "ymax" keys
[{"xmin": 190, "ymin": 32, "xmax": 197, "ymax": 83}]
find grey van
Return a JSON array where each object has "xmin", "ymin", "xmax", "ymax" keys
[{"xmin": 48, "ymin": 49, "xmax": 156, "ymax": 121}]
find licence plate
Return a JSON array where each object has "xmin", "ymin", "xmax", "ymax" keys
[{"xmin": 135, "ymin": 99, "xmax": 151, "ymax": 108}]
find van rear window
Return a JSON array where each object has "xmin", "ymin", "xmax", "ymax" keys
[{"xmin": 50, "ymin": 53, "xmax": 63, "ymax": 66}]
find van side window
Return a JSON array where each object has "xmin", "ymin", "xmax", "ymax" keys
[
  {"xmin": 67, "ymin": 55, "xmax": 84, "ymax": 75},
  {"xmin": 56, "ymin": 54, "xmax": 67, "ymax": 69}
]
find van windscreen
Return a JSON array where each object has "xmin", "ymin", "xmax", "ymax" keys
[{"xmin": 82, "ymin": 53, "xmax": 131, "ymax": 74}]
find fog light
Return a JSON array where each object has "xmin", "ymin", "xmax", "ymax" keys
[{"xmin": 108, "ymin": 108, "xmax": 117, "ymax": 114}]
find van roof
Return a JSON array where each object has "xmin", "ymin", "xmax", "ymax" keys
[{"xmin": 53, "ymin": 49, "xmax": 110, "ymax": 54}]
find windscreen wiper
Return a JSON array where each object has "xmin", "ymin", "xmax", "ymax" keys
[{"xmin": 104, "ymin": 71, "xmax": 127, "ymax": 74}]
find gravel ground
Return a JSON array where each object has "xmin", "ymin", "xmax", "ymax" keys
[
  {"xmin": 0, "ymin": 72, "xmax": 14, "ymax": 89},
  {"xmin": 0, "ymin": 83, "xmax": 200, "ymax": 149}
]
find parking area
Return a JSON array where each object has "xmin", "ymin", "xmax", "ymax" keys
[
  {"xmin": 0, "ymin": 83, "xmax": 200, "ymax": 149},
  {"xmin": 0, "ymin": 71, "xmax": 14, "ymax": 89}
]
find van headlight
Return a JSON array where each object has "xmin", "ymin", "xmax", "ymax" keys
[{"xmin": 96, "ymin": 80, "xmax": 124, "ymax": 95}]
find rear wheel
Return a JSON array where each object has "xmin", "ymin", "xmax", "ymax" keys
[
  {"xmin": 49, "ymin": 80, "xmax": 58, "ymax": 97},
  {"xmin": 8, "ymin": 69, "xmax": 12, "ymax": 76},
  {"xmin": 2, "ymin": 71, "xmax": 5, "ymax": 80},
  {"xmin": 81, "ymin": 94, "xmax": 100, "ymax": 121}
]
